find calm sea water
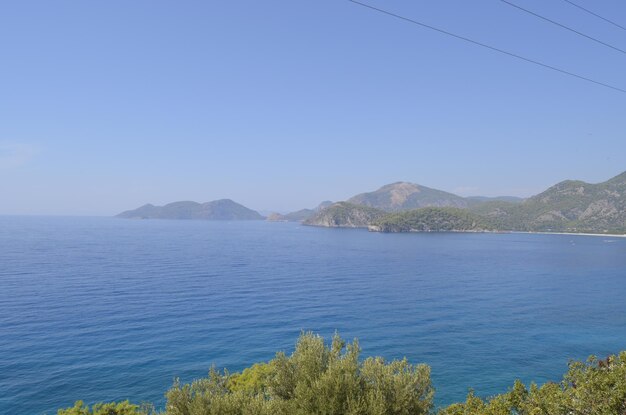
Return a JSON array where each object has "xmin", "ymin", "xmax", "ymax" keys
[{"xmin": 1, "ymin": 216, "xmax": 625, "ymax": 414}]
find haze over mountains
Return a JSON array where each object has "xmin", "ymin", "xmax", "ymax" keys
[
  {"xmin": 117, "ymin": 171, "xmax": 626, "ymax": 234},
  {"xmin": 266, "ymin": 201, "xmax": 333, "ymax": 222},
  {"xmin": 471, "ymin": 171, "xmax": 626, "ymax": 233},
  {"xmin": 347, "ymin": 182, "xmax": 469, "ymax": 211},
  {"xmin": 302, "ymin": 202, "xmax": 386, "ymax": 228},
  {"xmin": 302, "ymin": 171, "xmax": 626, "ymax": 234},
  {"xmin": 117, "ymin": 199, "xmax": 264, "ymax": 220}
]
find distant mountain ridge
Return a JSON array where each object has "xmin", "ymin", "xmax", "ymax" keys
[
  {"xmin": 267, "ymin": 201, "xmax": 333, "ymax": 222},
  {"xmin": 116, "ymin": 171, "xmax": 626, "ymax": 233},
  {"xmin": 304, "ymin": 172, "xmax": 626, "ymax": 234},
  {"xmin": 303, "ymin": 181, "xmax": 521, "ymax": 230},
  {"xmin": 117, "ymin": 199, "xmax": 264, "ymax": 220},
  {"xmin": 347, "ymin": 182, "xmax": 468, "ymax": 211},
  {"xmin": 471, "ymin": 171, "xmax": 626, "ymax": 233},
  {"xmin": 466, "ymin": 195, "xmax": 524, "ymax": 204}
]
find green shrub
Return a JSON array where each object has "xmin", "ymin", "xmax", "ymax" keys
[
  {"xmin": 57, "ymin": 400, "xmax": 148, "ymax": 415},
  {"xmin": 438, "ymin": 352, "xmax": 626, "ymax": 415},
  {"xmin": 58, "ymin": 336, "xmax": 626, "ymax": 415},
  {"xmin": 164, "ymin": 332, "xmax": 433, "ymax": 415}
]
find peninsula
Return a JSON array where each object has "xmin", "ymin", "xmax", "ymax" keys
[{"xmin": 303, "ymin": 171, "xmax": 626, "ymax": 235}]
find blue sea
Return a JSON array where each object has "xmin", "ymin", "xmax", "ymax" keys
[{"xmin": 1, "ymin": 216, "xmax": 625, "ymax": 414}]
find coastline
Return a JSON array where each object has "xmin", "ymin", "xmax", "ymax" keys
[
  {"xmin": 510, "ymin": 230, "xmax": 626, "ymax": 238},
  {"xmin": 366, "ymin": 225, "xmax": 626, "ymax": 238}
]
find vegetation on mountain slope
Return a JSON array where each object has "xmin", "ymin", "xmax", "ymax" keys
[
  {"xmin": 470, "ymin": 171, "xmax": 626, "ymax": 233},
  {"xmin": 115, "ymin": 171, "xmax": 626, "ymax": 233},
  {"xmin": 303, "ymin": 202, "xmax": 386, "ymax": 228},
  {"xmin": 310, "ymin": 172, "xmax": 626, "ymax": 234},
  {"xmin": 369, "ymin": 207, "xmax": 495, "ymax": 233}
]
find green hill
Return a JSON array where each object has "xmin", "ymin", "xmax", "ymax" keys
[
  {"xmin": 116, "ymin": 172, "xmax": 626, "ymax": 233},
  {"xmin": 303, "ymin": 202, "xmax": 386, "ymax": 228},
  {"xmin": 369, "ymin": 207, "xmax": 495, "ymax": 233},
  {"xmin": 471, "ymin": 171, "xmax": 626, "ymax": 233}
]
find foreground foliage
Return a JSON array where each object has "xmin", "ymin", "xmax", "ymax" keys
[
  {"xmin": 439, "ymin": 352, "xmax": 626, "ymax": 415},
  {"xmin": 166, "ymin": 333, "xmax": 432, "ymax": 415},
  {"xmin": 58, "ymin": 335, "xmax": 626, "ymax": 415},
  {"xmin": 57, "ymin": 400, "xmax": 148, "ymax": 415}
]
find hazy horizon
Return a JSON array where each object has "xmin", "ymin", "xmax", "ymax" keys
[
  {"xmin": 2, "ymin": 0, "xmax": 625, "ymax": 216},
  {"xmin": 2, "ymin": 170, "xmax": 625, "ymax": 217}
]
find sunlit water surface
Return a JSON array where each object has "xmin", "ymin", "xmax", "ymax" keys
[{"xmin": 1, "ymin": 216, "xmax": 625, "ymax": 414}]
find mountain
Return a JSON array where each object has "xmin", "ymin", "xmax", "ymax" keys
[
  {"xmin": 269, "ymin": 181, "xmax": 526, "ymax": 227},
  {"xmin": 315, "ymin": 201, "xmax": 334, "ymax": 211},
  {"xmin": 471, "ymin": 171, "xmax": 626, "ymax": 233},
  {"xmin": 116, "ymin": 199, "xmax": 264, "ymax": 220},
  {"xmin": 303, "ymin": 172, "xmax": 626, "ymax": 234},
  {"xmin": 369, "ymin": 207, "xmax": 495, "ymax": 233},
  {"xmin": 116, "ymin": 171, "xmax": 626, "ymax": 232},
  {"xmin": 466, "ymin": 196, "xmax": 524, "ymax": 204},
  {"xmin": 303, "ymin": 202, "xmax": 386, "ymax": 228},
  {"xmin": 267, "ymin": 209, "xmax": 314, "ymax": 222},
  {"xmin": 347, "ymin": 182, "xmax": 468, "ymax": 212},
  {"xmin": 267, "ymin": 201, "xmax": 334, "ymax": 223}
]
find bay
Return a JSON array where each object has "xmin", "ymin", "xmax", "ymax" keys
[{"xmin": 0, "ymin": 216, "xmax": 625, "ymax": 414}]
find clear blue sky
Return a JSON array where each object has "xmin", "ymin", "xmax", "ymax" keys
[{"xmin": 1, "ymin": 0, "xmax": 625, "ymax": 215}]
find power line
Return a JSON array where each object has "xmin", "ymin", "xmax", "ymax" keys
[
  {"xmin": 347, "ymin": 0, "xmax": 626, "ymax": 94},
  {"xmin": 561, "ymin": 0, "xmax": 626, "ymax": 32},
  {"xmin": 499, "ymin": 0, "xmax": 626, "ymax": 55}
]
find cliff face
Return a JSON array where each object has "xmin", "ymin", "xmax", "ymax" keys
[
  {"xmin": 116, "ymin": 199, "xmax": 264, "ymax": 220},
  {"xmin": 303, "ymin": 202, "xmax": 386, "ymax": 228}
]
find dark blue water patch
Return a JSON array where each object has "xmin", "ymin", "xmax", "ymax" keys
[{"xmin": 0, "ymin": 216, "xmax": 625, "ymax": 414}]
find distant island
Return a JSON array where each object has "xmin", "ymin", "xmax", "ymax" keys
[
  {"xmin": 116, "ymin": 171, "xmax": 626, "ymax": 234},
  {"xmin": 116, "ymin": 199, "xmax": 264, "ymax": 220},
  {"xmin": 266, "ymin": 201, "xmax": 333, "ymax": 222}
]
